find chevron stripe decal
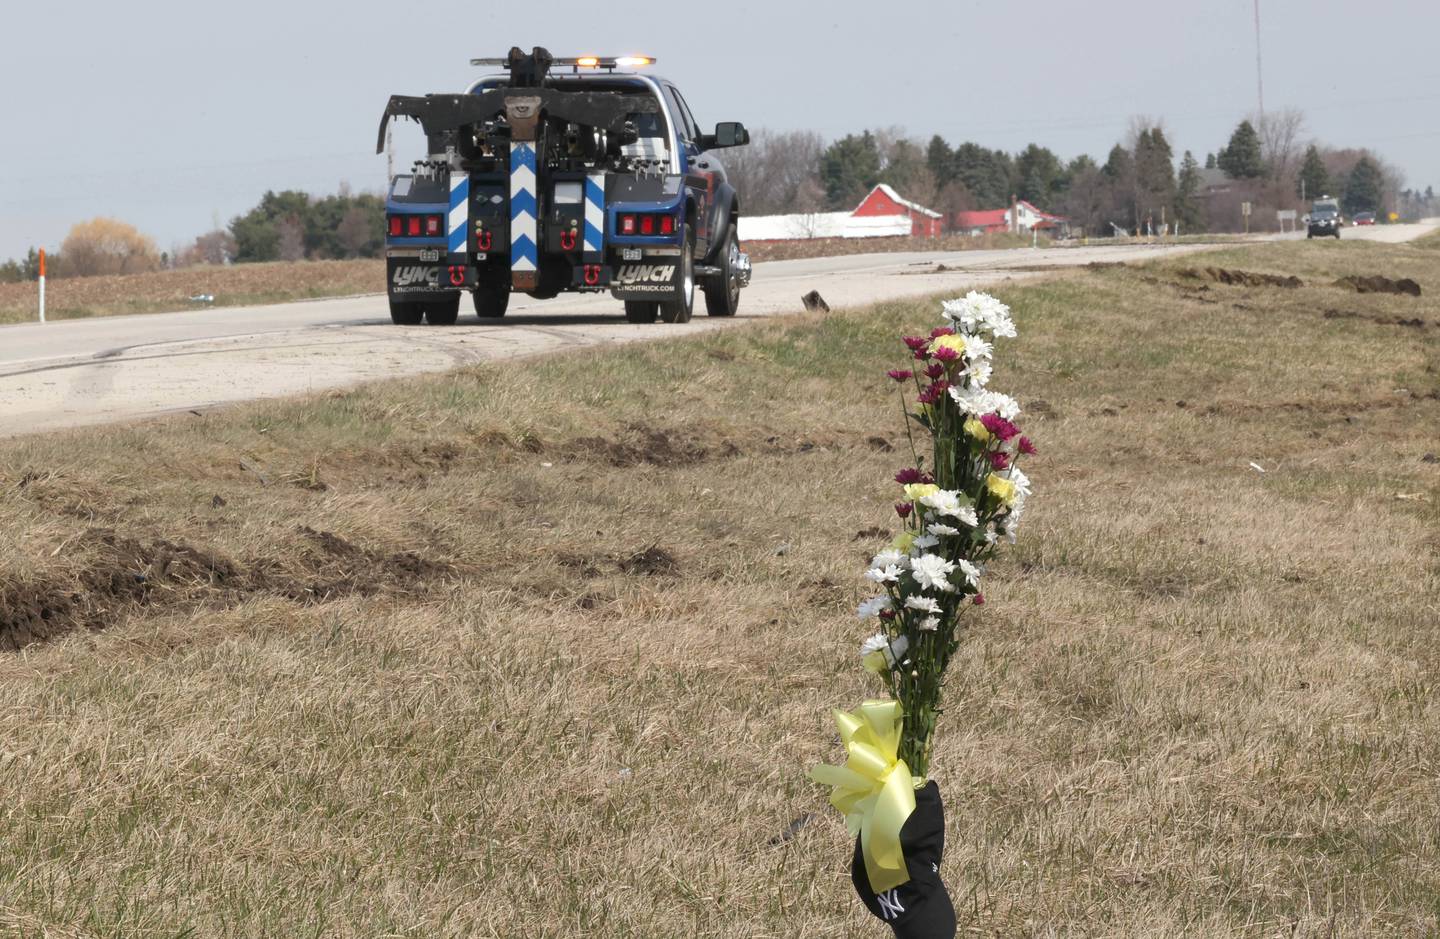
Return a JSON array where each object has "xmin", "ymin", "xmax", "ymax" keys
[
  {"xmin": 583, "ymin": 172, "xmax": 605, "ymax": 262},
  {"xmin": 510, "ymin": 143, "xmax": 538, "ymax": 276},
  {"xmin": 448, "ymin": 171, "xmax": 470, "ymax": 261}
]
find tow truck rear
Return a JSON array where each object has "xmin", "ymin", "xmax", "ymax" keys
[{"xmin": 377, "ymin": 47, "xmax": 751, "ymax": 325}]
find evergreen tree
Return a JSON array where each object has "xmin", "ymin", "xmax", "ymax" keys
[
  {"xmin": 1343, "ymin": 156, "xmax": 1383, "ymax": 215},
  {"xmin": 1015, "ymin": 143, "xmax": 1063, "ymax": 208},
  {"xmin": 1205, "ymin": 152, "xmax": 1217, "ymax": 169},
  {"xmin": 1217, "ymin": 120, "xmax": 1264, "ymax": 179},
  {"xmin": 926, "ymin": 135, "xmax": 954, "ymax": 188},
  {"xmin": 1135, "ymin": 127, "xmax": 1176, "ymax": 219},
  {"xmin": 1296, "ymin": 145, "xmax": 1330, "ymax": 201},
  {"xmin": 1174, "ymin": 150, "xmax": 1204, "ymax": 232},
  {"xmin": 819, "ymin": 132, "xmax": 882, "ymax": 209},
  {"xmin": 953, "ymin": 143, "xmax": 1012, "ymax": 207}
]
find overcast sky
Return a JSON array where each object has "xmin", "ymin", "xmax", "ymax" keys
[{"xmin": 2, "ymin": 0, "xmax": 1436, "ymax": 260}]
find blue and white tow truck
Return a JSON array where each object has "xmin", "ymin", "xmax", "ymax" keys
[{"xmin": 377, "ymin": 46, "xmax": 751, "ymax": 325}]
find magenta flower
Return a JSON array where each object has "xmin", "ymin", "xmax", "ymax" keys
[
  {"xmin": 932, "ymin": 346, "xmax": 960, "ymax": 362},
  {"xmin": 902, "ymin": 335, "xmax": 930, "ymax": 351},
  {"xmin": 1018, "ymin": 436, "xmax": 1038, "ymax": 455},
  {"xmin": 989, "ymin": 451, "xmax": 1010, "ymax": 471},
  {"xmin": 895, "ymin": 468, "xmax": 923, "ymax": 484},
  {"xmin": 912, "ymin": 347, "xmax": 932, "ymax": 362},
  {"xmin": 972, "ymin": 593, "xmax": 985, "ymax": 606},
  {"xmin": 887, "ymin": 369, "xmax": 913, "ymax": 383},
  {"xmin": 879, "ymin": 608, "xmax": 897, "ymax": 621},
  {"xmin": 929, "ymin": 326, "xmax": 955, "ymax": 338},
  {"xmin": 895, "ymin": 502, "xmax": 913, "ymax": 518},
  {"xmin": 980, "ymin": 413, "xmax": 1020, "ymax": 441},
  {"xmin": 924, "ymin": 363, "xmax": 945, "ymax": 380}
]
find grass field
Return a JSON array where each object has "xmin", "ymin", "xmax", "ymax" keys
[{"xmin": 0, "ymin": 237, "xmax": 1436, "ymax": 936}]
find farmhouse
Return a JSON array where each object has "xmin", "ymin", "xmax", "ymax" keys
[{"xmin": 954, "ymin": 200, "xmax": 1069, "ymax": 236}]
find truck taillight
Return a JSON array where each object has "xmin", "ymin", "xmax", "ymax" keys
[
  {"xmin": 660, "ymin": 215, "xmax": 675, "ymax": 235},
  {"xmin": 640, "ymin": 215, "xmax": 655, "ymax": 235},
  {"xmin": 388, "ymin": 216, "xmax": 402, "ymax": 237},
  {"xmin": 406, "ymin": 216, "xmax": 422, "ymax": 237},
  {"xmin": 425, "ymin": 215, "xmax": 442, "ymax": 236},
  {"xmin": 620, "ymin": 214, "xmax": 636, "ymax": 235}
]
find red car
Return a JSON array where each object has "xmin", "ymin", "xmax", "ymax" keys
[{"xmin": 1353, "ymin": 212, "xmax": 1376, "ymax": 226}]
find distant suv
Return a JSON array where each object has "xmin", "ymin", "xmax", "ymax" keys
[{"xmin": 1307, "ymin": 198, "xmax": 1342, "ymax": 239}]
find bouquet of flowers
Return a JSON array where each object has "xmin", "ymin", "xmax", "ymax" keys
[{"xmin": 811, "ymin": 291, "xmax": 1035, "ymax": 936}]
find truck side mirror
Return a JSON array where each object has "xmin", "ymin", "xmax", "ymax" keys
[{"xmin": 713, "ymin": 122, "xmax": 750, "ymax": 148}]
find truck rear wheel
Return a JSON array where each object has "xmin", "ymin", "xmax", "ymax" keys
[
  {"xmin": 624, "ymin": 301, "xmax": 659, "ymax": 324},
  {"xmin": 424, "ymin": 294, "xmax": 461, "ymax": 326},
  {"xmin": 389, "ymin": 299, "xmax": 424, "ymax": 325},
  {"xmin": 703, "ymin": 228, "xmax": 741, "ymax": 317},
  {"xmin": 659, "ymin": 233, "xmax": 695, "ymax": 324},
  {"xmin": 473, "ymin": 284, "xmax": 510, "ymax": 318}
]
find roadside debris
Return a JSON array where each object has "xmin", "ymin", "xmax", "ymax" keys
[{"xmin": 801, "ymin": 290, "xmax": 830, "ymax": 313}]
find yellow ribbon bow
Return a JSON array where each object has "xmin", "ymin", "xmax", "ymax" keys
[{"xmin": 809, "ymin": 699, "xmax": 917, "ymax": 892}]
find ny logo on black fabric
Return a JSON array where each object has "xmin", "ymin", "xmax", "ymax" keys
[{"xmin": 876, "ymin": 889, "xmax": 906, "ymax": 920}]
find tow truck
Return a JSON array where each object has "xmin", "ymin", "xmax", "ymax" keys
[{"xmin": 377, "ymin": 47, "xmax": 752, "ymax": 325}]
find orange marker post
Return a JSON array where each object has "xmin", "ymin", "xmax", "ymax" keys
[{"xmin": 38, "ymin": 248, "xmax": 46, "ymax": 323}]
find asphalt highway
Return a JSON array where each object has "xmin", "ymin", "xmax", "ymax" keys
[{"xmin": 0, "ymin": 221, "xmax": 1433, "ymax": 438}]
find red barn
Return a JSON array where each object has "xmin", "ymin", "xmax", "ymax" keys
[{"xmin": 852, "ymin": 184, "xmax": 944, "ymax": 237}]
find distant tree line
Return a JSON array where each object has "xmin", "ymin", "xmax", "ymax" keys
[
  {"xmin": 2, "ymin": 186, "xmax": 385, "ymax": 283},
  {"xmin": 722, "ymin": 109, "xmax": 1427, "ymax": 237}
]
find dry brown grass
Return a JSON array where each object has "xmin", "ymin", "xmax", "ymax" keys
[
  {"xmin": 0, "ymin": 237, "xmax": 1437, "ymax": 936},
  {"xmin": 0, "ymin": 259, "xmax": 384, "ymax": 324}
]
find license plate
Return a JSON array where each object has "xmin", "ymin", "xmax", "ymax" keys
[
  {"xmin": 419, "ymin": 248, "xmax": 440, "ymax": 262},
  {"xmin": 622, "ymin": 247, "xmax": 642, "ymax": 261}
]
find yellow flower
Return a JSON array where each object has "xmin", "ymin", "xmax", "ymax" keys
[
  {"xmin": 891, "ymin": 531, "xmax": 917, "ymax": 555},
  {"xmin": 902, "ymin": 483, "xmax": 940, "ymax": 503},
  {"xmin": 986, "ymin": 473, "xmax": 1017, "ymax": 505},
  {"xmin": 929, "ymin": 334, "xmax": 967, "ymax": 355},
  {"xmin": 963, "ymin": 417, "xmax": 990, "ymax": 443}
]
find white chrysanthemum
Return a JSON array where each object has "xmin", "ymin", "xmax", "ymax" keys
[
  {"xmin": 861, "ymin": 632, "xmax": 909, "ymax": 666},
  {"xmin": 912, "ymin": 533, "xmax": 939, "ymax": 551},
  {"xmin": 921, "ymin": 490, "xmax": 976, "ymax": 526},
  {"xmin": 962, "ymin": 333, "xmax": 992, "ymax": 362},
  {"xmin": 864, "ymin": 564, "xmax": 903, "ymax": 584},
  {"xmin": 1006, "ymin": 466, "xmax": 1032, "ymax": 499},
  {"xmin": 870, "ymin": 549, "xmax": 905, "ymax": 570},
  {"xmin": 941, "ymin": 291, "xmax": 1016, "ymax": 339},
  {"xmin": 904, "ymin": 595, "xmax": 942, "ymax": 613},
  {"xmin": 911, "ymin": 554, "xmax": 957, "ymax": 592},
  {"xmin": 858, "ymin": 596, "xmax": 892, "ymax": 619},
  {"xmin": 965, "ymin": 359, "xmax": 993, "ymax": 387},
  {"xmin": 947, "ymin": 386, "xmax": 1019, "ymax": 420},
  {"xmin": 956, "ymin": 559, "xmax": 981, "ymax": 587},
  {"xmin": 919, "ymin": 615, "xmax": 940, "ymax": 631},
  {"xmin": 928, "ymin": 523, "xmax": 960, "ymax": 536}
]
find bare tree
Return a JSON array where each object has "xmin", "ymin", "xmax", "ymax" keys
[
  {"xmin": 723, "ymin": 129, "xmax": 825, "ymax": 215},
  {"xmin": 60, "ymin": 218, "xmax": 160, "ymax": 276},
  {"xmin": 337, "ymin": 207, "xmax": 378, "ymax": 257},
  {"xmin": 180, "ymin": 230, "xmax": 237, "ymax": 266},
  {"xmin": 1255, "ymin": 107, "xmax": 1305, "ymax": 189},
  {"xmin": 276, "ymin": 216, "xmax": 306, "ymax": 262}
]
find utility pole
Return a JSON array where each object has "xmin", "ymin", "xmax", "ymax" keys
[{"xmin": 1253, "ymin": 0, "xmax": 1265, "ymax": 121}]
